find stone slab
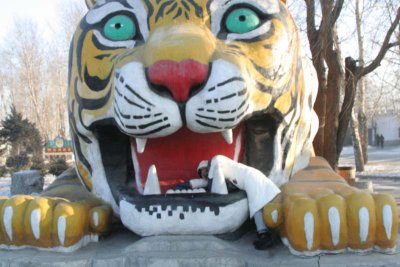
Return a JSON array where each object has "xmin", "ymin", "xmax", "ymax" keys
[
  {"xmin": 11, "ymin": 170, "xmax": 43, "ymax": 195},
  {"xmin": 0, "ymin": 228, "xmax": 399, "ymax": 267}
]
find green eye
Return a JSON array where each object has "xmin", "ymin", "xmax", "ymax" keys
[
  {"xmin": 104, "ymin": 15, "xmax": 136, "ymax": 41},
  {"xmin": 225, "ymin": 8, "xmax": 261, "ymax": 34}
]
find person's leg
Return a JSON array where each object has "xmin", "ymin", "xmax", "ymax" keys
[
  {"xmin": 253, "ymin": 210, "xmax": 278, "ymax": 250},
  {"xmin": 254, "ymin": 210, "xmax": 267, "ymax": 233}
]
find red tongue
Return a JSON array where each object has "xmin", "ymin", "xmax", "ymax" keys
[{"xmin": 132, "ymin": 127, "xmax": 244, "ymax": 192}]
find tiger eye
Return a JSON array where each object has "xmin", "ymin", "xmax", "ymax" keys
[
  {"xmin": 104, "ymin": 15, "xmax": 136, "ymax": 41},
  {"xmin": 225, "ymin": 8, "xmax": 261, "ymax": 34}
]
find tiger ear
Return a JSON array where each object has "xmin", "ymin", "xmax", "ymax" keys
[{"xmin": 85, "ymin": 0, "xmax": 96, "ymax": 9}]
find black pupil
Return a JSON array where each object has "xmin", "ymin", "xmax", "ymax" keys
[
  {"xmin": 239, "ymin": 15, "xmax": 246, "ymax": 22},
  {"xmin": 115, "ymin": 23, "xmax": 122, "ymax": 29}
]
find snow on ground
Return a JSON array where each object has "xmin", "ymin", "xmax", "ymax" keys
[
  {"xmin": 0, "ymin": 173, "xmax": 56, "ymax": 197},
  {"xmin": 340, "ymin": 145, "xmax": 400, "ymax": 178},
  {"xmin": 0, "ymin": 174, "xmax": 11, "ymax": 197},
  {"xmin": 0, "ymin": 146, "xmax": 398, "ymax": 197}
]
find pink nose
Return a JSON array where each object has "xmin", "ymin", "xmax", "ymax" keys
[{"xmin": 147, "ymin": 59, "xmax": 209, "ymax": 102}]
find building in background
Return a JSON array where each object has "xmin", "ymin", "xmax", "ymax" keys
[
  {"xmin": 44, "ymin": 136, "xmax": 74, "ymax": 163},
  {"xmin": 369, "ymin": 113, "xmax": 400, "ymax": 146}
]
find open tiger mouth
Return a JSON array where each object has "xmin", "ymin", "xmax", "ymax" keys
[{"xmin": 92, "ymin": 113, "xmax": 279, "ymax": 236}]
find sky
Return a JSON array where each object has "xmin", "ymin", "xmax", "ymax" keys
[
  {"xmin": 0, "ymin": 0, "xmax": 82, "ymax": 42},
  {"xmin": 0, "ymin": 1, "xmax": 397, "ymax": 91}
]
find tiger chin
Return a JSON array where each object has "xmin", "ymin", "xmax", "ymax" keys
[{"xmin": 0, "ymin": 0, "xmax": 397, "ymax": 257}]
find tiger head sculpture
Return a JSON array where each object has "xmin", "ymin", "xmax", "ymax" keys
[{"xmin": 68, "ymin": 0, "xmax": 318, "ymax": 235}]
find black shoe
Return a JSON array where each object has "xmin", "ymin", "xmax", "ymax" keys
[{"xmin": 253, "ymin": 230, "xmax": 278, "ymax": 250}]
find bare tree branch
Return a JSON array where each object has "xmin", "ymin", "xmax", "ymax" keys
[
  {"xmin": 359, "ymin": 7, "xmax": 400, "ymax": 77},
  {"xmin": 329, "ymin": 0, "xmax": 345, "ymax": 28},
  {"xmin": 305, "ymin": 0, "xmax": 317, "ymax": 42}
]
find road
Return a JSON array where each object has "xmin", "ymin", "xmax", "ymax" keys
[{"xmin": 340, "ymin": 145, "xmax": 400, "ymax": 207}]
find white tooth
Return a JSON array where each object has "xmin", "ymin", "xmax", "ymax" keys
[
  {"xmin": 166, "ymin": 189, "xmax": 174, "ymax": 194},
  {"xmin": 211, "ymin": 166, "xmax": 228, "ymax": 195},
  {"xmin": 136, "ymin": 138, "xmax": 147, "ymax": 154},
  {"xmin": 144, "ymin": 165, "xmax": 161, "ymax": 195},
  {"xmin": 222, "ymin": 130, "xmax": 233, "ymax": 144}
]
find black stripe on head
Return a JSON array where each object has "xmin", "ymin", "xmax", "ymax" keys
[
  {"xmin": 155, "ymin": 0, "xmax": 174, "ymax": 22},
  {"xmin": 84, "ymin": 66, "xmax": 112, "ymax": 92},
  {"xmin": 74, "ymin": 78, "xmax": 112, "ymax": 111},
  {"xmin": 69, "ymin": 100, "xmax": 93, "ymax": 145},
  {"xmin": 68, "ymin": 41, "xmax": 74, "ymax": 87},
  {"xmin": 150, "ymin": 0, "xmax": 203, "ymax": 23},
  {"xmin": 70, "ymin": 127, "xmax": 93, "ymax": 191},
  {"xmin": 143, "ymin": 0, "xmax": 155, "ymax": 28},
  {"xmin": 186, "ymin": 0, "xmax": 203, "ymax": 18}
]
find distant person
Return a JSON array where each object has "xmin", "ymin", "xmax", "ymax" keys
[
  {"xmin": 375, "ymin": 133, "xmax": 380, "ymax": 147},
  {"xmin": 381, "ymin": 134, "xmax": 385, "ymax": 149}
]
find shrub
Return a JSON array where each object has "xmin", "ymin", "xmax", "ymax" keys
[
  {"xmin": 6, "ymin": 154, "xmax": 30, "ymax": 171},
  {"xmin": 31, "ymin": 156, "xmax": 46, "ymax": 176},
  {"xmin": 47, "ymin": 158, "xmax": 69, "ymax": 176},
  {"xmin": 0, "ymin": 166, "xmax": 6, "ymax": 177}
]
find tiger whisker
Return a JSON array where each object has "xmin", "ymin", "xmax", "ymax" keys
[
  {"xmin": 113, "ymin": 107, "xmax": 126, "ymax": 128},
  {"xmin": 114, "ymin": 86, "xmax": 123, "ymax": 97},
  {"xmin": 207, "ymin": 77, "xmax": 245, "ymax": 92},
  {"xmin": 195, "ymin": 114, "xmax": 217, "ymax": 121},
  {"xmin": 138, "ymin": 117, "xmax": 168, "ymax": 130},
  {"xmin": 124, "ymin": 96, "xmax": 146, "ymax": 110},
  {"xmin": 195, "ymin": 120, "xmax": 222, "ymax": 130},
  {"xmin": 114, "ymin": 100, "xmax": 131, "ymax": 119},
  {"xmin": 219, "ymin": 88, "xmax": 247, "ymax": 102},
  {"xmin": 125, "ymin": 84, "xmax": 155, "ymax": 107}
]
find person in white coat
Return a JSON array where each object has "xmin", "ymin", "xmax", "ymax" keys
[{"xmin": 179, "ymin": 157, "xmax": 281, "ymax": 249}]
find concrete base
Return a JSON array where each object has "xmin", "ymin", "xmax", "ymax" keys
[{"xmin": 0, "ymin": 228, "xmax": 399, "ymax": 267}]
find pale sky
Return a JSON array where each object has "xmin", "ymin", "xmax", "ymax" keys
[{"xmin": 0, "ymin": 0, "xmax": 82, "ymax": 43}]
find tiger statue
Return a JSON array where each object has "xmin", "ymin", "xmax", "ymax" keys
[{"xmin": 0, "ymin": 0, "xmax": 397, "ymax": 257}]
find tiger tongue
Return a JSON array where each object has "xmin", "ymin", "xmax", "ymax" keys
[{"xmin": 131, "ymin": 127, "xmax": 244, "ymax": 193}]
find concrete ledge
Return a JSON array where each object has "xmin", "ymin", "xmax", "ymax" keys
[{"xmin": 0, "ymin": 229, "xmax": 399, "ymax": 267}]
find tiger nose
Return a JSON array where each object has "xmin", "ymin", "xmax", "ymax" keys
[{"xmin": 147, "ymin": 59, "xmax": 209, "ymax": 102}]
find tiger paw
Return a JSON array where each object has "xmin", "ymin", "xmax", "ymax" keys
[
  {"xmin": 0, "ymin": 195, "xmax": 111, "ymax": 252},
  {"xmin": 263, "ymin": 157, "xmax": 398, "ymax": 256}
]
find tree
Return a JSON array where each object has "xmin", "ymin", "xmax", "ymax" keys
[
  {"xmin": 343, "ymin": 4, "xmax": 400, "ymax": 171},
  {"xmin": 0, "ymin": 106, "xmax": 43, "ymax": 171},
  {"xmin": 0, "ymin": 20, "xmax": 49, "ymax": 138},
  {"xmin": 299, "ymin": 0, "xmax": 400, "ymax": 169},
  {"xmin": 0, "ymin": 1, "xmax": 86, "ymax": 140}
]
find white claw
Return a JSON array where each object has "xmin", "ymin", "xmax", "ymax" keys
[
  {"xmin": 304, "ymin": 212, "xmax": 314, "ymax": 250},
  {"xmin": 328, "ymin": 207, "xmax": 340, "ymax": 246},
  {"xmin": 211, "ymin": 166, "xmax": 228, "ymax": 195},
  {"xmin": 136, "ymin": 138, "xmax": 147, "ymax": 154},
  {"xmin": 383, "ymin": 205, "xmax": 393, "ymax": 240},
  {"xmin": 144, "ymin": 165, "xmax": 161, "ymax": 195},
  {"xmin": 359, "ymin": 207, "xmax": 369, "ymax": 243},
  {"xmin": 93, "ymin": 212, "xmax": 99, "ymax": 227},
  {"xmin": 31, "ymin": 209, "xmax": 41, "ymax": 240},
  {"xmin": 221, "ymin": 129, "xmax": 233, "ymax": 145},
  {"xmin": 271, "ymin": 210, "xmax": 278, "ymax": 224},
  {"xmin": 4, "ymin": 206, "xmax": 13, "ymax": 241},
  {"xmin": 58, "ymin": 216, "xmax": 67, "ymax": 246}
]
